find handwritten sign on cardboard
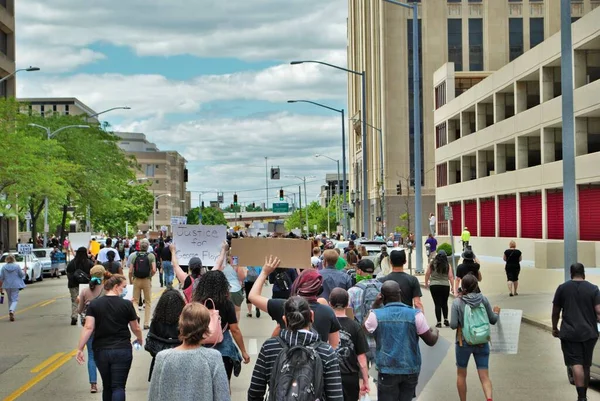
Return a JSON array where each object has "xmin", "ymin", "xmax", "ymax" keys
[
  {"xmin": 172, "ymin": 224, "xmax": 227, "ymax": 266},
  {"xmin": 231, "ymin": 238, "xmax": 312, "ymax": 269},
  {"xmin": 490, "ymin": 309, "xmax": 523, "ymax": 354}
]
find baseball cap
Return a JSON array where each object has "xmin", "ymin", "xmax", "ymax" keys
[{"xmin": 356, "ymin": 258, "xmax": 375, "ymax": 274}]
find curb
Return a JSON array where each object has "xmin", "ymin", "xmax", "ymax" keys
[{"xmin": 418, "ymin": 282, "xmax": 553, "ymax": 333}]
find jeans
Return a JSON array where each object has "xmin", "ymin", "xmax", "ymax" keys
[
  {"xmin": 69, "ymin": 287, "xmax": 79, "ymax": 319},
  {"xmin": 94, "ymin": 348, "xmax": 133, "ymax": 401},
  {"xmin": 377, "ymin": 372, "xmax": 419, "ymax": 401},
  {"xmin": 87, "ymin": 335, "xmax": 97, "ymax": 384},
  {"xmin": 455, "ymin": 342, "xmax": 490, "ymax": 369},
  {"xmin": 162, "ymin": 261, "xmax": 174, "ymax": 288},
  {"xmin": 132, "ymin": 277, "xmax": 152, "ymax": 326},
  {"xmin": 5, "ymin": 288, "xmax": 19, "ymax": 312}
]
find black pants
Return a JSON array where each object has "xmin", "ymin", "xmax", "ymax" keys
[
  {"xmin": 378, "ymin": 372, "xmax": 418, "ymax": 401},
  {"xmin": 430, "ymin": 285, "xmax": 450, "ymax": 323},
  {"xmin": 94, "ymin": 348, "xmax": 133, "ymax": 401},
  {"xmin": 342, "ymin": 373, "xmax": 360, "ymax": 401},
  {"xmin": 222, "ymin": 356, "xmax": 234, "ymax": 381}
]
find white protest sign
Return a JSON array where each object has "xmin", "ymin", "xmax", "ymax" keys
[
  {"xmin": 490, "ymin": 309, "xmax": 523, "ymax": 354},
  {"xmin": 172, "ymin": 224, "xmax": 227, "ymax": 266},
  {"xmin": 17, "ymin": 244, "xmax": 33, "ymax": 255},
  {"xmin": 70, "ymin": 232, "xmax": 92, "ymax": 252}
]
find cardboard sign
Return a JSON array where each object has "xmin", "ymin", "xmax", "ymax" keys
[
  {"xmin": 69, "ymin": 232, "xmax": 92, "ymax": 252},
  {"xmin": 17, "ymin": 244, "xmax": 33, "ymax": 255},
  {"xmin": 231, "ymin": 238, "xmax": 312, "ymax": 269},
  {"xmin": 490, "ymin": 309, "xmax": 523, "ymax": 354},
  {"xmin": 172, "ymin": 224, "xmax": 227, "ymax": 266}
]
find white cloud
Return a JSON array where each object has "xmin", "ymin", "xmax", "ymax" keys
[{"xmin": 17, "ymin": 46, "xmax": 106, "ymax": 73}]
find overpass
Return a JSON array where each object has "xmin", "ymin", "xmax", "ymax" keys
[{"xmin": 223, "ymin": 211, "xmax": 292, "ymax": 225}]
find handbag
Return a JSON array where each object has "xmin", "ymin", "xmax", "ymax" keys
[{"xmin": 144, "ymin": 331, "xmax": 181, "ymax": 357}]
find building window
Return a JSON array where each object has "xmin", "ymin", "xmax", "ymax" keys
[
  {"xmin": 0, "ymin": 30, "xmax": 7, "ymax": 56},
  {"xmin": 436, "ymin": 163, "xmax": 448, "ymax": 187},
  {"xmin": 435, "ymin": 82, "xmax": 447, "ymax": 109},
  {"xmin": 530, "ymin": 18, "xmax": 544, "ymax": 49},
  {"xmin": 448, "ymin": 19, "xmax": 463, "ymax": 72},
  {"xmin": 52, "ymin": 105, "xmax": 57, "ymax": 113},
  {"xmin": 436, "ymin": 123, "xmax": 447, "ymax": 148},
  {"xmin": 447, "ymin": 0, "xmax": 461, "ymax": 2},
  {"xmin": 469, "ymin": 19, "xmax": 483, "ymax": 71},
  {"xmin": 155, "ymin": 180, "xmax": 159, "ymax": 184},
  {"xmin": 455, "ymin": 77, "xmax": 484, "ymax": 98},
  {"xmin": 40, "ymin": 105, "xmax": 45, "ymax": 117},
  {"xmin": 64, "ymin": 104, "xmax": 70, "ymax": 115},
  {"xmin": 0, "ymin": 80, "xmax": 6, "ymax": 98},
  {"xmin": 146, "ymin": 164, "xmax": 155, "ymax": 177},
  {"xmin": 509, "ymin": 18, "xmax": 524, "ymax": 61},
  {"xmin": 408, "ymin": 18, "xmax": 424, "ymax": 186}
]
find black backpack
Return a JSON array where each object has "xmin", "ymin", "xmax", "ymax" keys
[
  {"xmin": 133, "ymin": 252, "xmax": 151, "ymax": 278},
  {"xmin": 274, "ymin": 269, "xmax": 291, "ymax": 291},
  {"xmin": 268, "ymin": 337, "xmax": 325, "ymax": 401},
  {"xmin": 73, "ymin": 268, "xmax": 90, "ymax": 284},
  {"xmin": 336, "ymin": 328, "xmax": 358, "ymax": 374}
]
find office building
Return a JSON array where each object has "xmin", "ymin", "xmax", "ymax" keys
[
  {"xmin": 319, "ymin": 173, "xmax": 349, "ymax": 208},
  {"xmin": 0, "ymin": 0, "xmax": 15, "ymax": 98},
  {"xmin": 19, "ymin": 97, "xmax": 99, "ymax": 122},
  {"xmin": 433, "ymin": 9, "xmax": 600, "ymax": 268},
  {"xmin": 116, "ymin": 132, "xmax": 190, "ymax": 231},
  {"xmin": 346, "ymin": 0, "xmax": 598, "ymax": 237}
]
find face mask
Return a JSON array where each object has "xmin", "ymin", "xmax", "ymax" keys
[{"xmin": 119, "ymin": 286, "xmax": 128, "ymax": 298}]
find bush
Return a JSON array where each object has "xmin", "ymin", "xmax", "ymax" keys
[{"xmin": 437, "ymin": 242, "xmax": 453, "ymax": 256}]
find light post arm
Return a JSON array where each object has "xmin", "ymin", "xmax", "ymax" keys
[
  {"xmin": 87, "ymin": 106, "xmax": 131, "ymax": 119},
  {"xmin": 287, "ymin": 100, "xmax": 342, "ymax": 114},
  {"xmin": 290, "ymin": 60, "xmax": 363, "ymax": 77}
]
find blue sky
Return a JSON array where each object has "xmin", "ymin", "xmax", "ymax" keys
[{"xmin": 16, "ymin": 0, "xmax": 348, "ymax": 208}]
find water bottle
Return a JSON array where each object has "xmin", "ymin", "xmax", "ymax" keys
[{"xmin": 132, "ymin": 340, "xmax": 141, "ymax": 351}]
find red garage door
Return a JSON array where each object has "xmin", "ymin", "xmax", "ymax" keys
[
  {"xmin": 547, "ymin": 189, "xmax": 564, "ymax": 240},
  {"xmin": 451, "ymin": 202, "xmax": 462, "ymax": 236},
  {"xmin": 464, "ymin": 200, "xmax": 478, "ymax": 236},
  {"xmin": 499, "ymin": 195, "xmax": 517, "ymax": 238},
  {"xmin": 437, "ymin": 203, "xmax": 448, "ymax": 235},
  {"xmin": 580, "ymin": 185, "xmax": 600, "ymax": 240},
  {"xmin": 480, "ymin": 198, "xmax": 495, "ymax": 237},
  {"xmin": 521, "ymin": 192, "xmax": 542, "ymax": 239}
]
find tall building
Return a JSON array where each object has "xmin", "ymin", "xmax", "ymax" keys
[
  {"xmin": 116, "ymin": 132, "xmax": 190, "ymax": 231},
  {"xmin": 0, "ymin": 0, "xmax": 16, "ymax": 98},
  {"xmin": 18, "ymin": 97, "xmax": 99, "ymax": 122},
  {"xmin": 433, "ymin": 9, "xmax": 600, "ymax": 267},
  {"xmin": 346, "ymin": 0, "xmax": 598, "ymax": 237}
]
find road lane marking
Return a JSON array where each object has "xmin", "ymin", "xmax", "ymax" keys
[
  {"xmin": 248, "ymin": 338, "xmax": 258, "ymax": 355},
  {"xmin": 30, "ymin": 352, "xmax": 65, "ymax": 373},
  {"xmin": 4, "ymin": 349, "xmax": 77, "ymax": 401},
  {"xmin": 0, "ymin": 295, "xmax": 69, "ymax": 320},
  {"xmin": 39, "ymin": 300, "xmax": 55, "ymax": 307}
]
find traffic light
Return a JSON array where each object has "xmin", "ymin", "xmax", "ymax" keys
[
  {"xmin": 252, "ymin": 202, "xmax": 256, "ymax": 208},
  {"xmin": 396, "ymin": 181, "xmax": 402, "ymax": 195},
  {"xmin": 279, "ymin": 189, "xmax": 284, "ymax": 201},
  {"xmin": 233, "ymin": 193, "xmax": 238, "ymax": 205},
  {"xmin": 201, "ymin": 201, "xmax": 205, "ymax": 210}
]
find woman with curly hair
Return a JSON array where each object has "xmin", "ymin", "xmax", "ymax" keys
[
  {"xmin": 146, "ymin": 289, "xmax": 185, "ymax": 380},
  {"xmin": 148, "ymin": 302, "xmax": 230, "ymax": 401},
  {"xmin": 193, "ymin": 270, "xmax": 250, "ymax": 383}
]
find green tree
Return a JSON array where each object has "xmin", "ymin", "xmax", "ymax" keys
[
  {"xmin": 284, "ymin": 201, "xmax": 339, "ymax": 234},
  {"xmin": 187, "ymin": 207, "xmax": 228, "ymax": 226}
]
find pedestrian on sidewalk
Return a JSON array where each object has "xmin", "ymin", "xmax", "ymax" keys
[
  {"xmin": 377, "ymin": 250, "xmax": 424, "ymax": 312},
  {"xmin": 67, "ymin": 247, "xmax": 94, "ymax": 326},
  {"xmin": 425, "ymin": 250, "xmax": 454, "ymax": 328},
  {"xmin": 128, "ymin": 239, "xmax": 156, "ymax": 330},
  {"xmin": 425, "ymin": 234, "xmax": 438, "ymax": 263},
  {"xmin": 429, "ymin": 213, "xmax": 436, "ymax": 236},
  {"xmin": 365, "ymin": 281, "xmax": 439, "ymax": 401},
  {"xmin": 454, "ymin": 249, "xmax": 482, "ymax": 295},
  {"xmin": 461, "ymin": 227, "xmax": 471, "ymax": 251},
  {"xmin": 552, "ymin": 263, "xmax": 600, "ymax": 401},
  {"xmin": 450, "ymin": 274, "xmax": 500, "ymax": 401},
  {"xmin": 503, "ymin": 241, "xmax": 522, "ymax": 296},
  {"xmin": 0, "ymin": 254, "xmax": 26, "ymax": 322}
]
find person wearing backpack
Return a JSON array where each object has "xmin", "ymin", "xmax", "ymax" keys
[
  {"xmin": 244, "ymin": 266, "xmax": 262, "ymax": 318},
  {"xmin": 329, "ymin": 288, "xmax": 370, "ymax": 401},
  {"xmin": 450, "ymin": 274, "xmax": 500, "ymax": 401},
  {"xmin": 127, "ymin": 239, "xmax": 156, "ymax": 330},
  {"xmin": 248, "ymin": 294, "xmax": 343, "ymax": 401},
  {"xmin": 66, "ymin": 247, "xmax": 94, "ymax": 326},
  {"xmin": 320, "ymin": 250, "xmax": 353, "ymax": 301}
]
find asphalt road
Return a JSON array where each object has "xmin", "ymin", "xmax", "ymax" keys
[{"xmin": 1, "ymin": 273, "xmax": 599, "ymax": 401}]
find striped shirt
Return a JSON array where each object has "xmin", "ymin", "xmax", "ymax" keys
[{"xmin": 247, "ymin": 329, "xmax": 343, "ymax": 401}]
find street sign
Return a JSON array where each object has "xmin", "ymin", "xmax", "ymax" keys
[
  {"xmin": 271, "ymin": 167, "xmax": 280, "ymax": 180},
  {"xmin": 210, "ymin": 201, "xmax": 219, "ymax": 208},
  {"xmin": 18, "ymin": 244, "xmax": 33, "ymax": 255},
  {"xmin": 170, "ymin": 216, "xmax": 187, "ymax": 225},
  {"xmin": 272, "ymin": 203, "xmax": 289, "ymax": 213},
  {"xmin": 342, "ymin": 202, "xmax": 350, "ymax": 212},
  {"xmin": 217, "ymin": 193, "xmax": 224, "ymax": 203},
  {"xmin": 444, "ymin": 206, "xmax": 453, "ymax": 221}
]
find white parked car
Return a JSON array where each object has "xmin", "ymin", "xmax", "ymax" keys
[
  {"xmin": 0, "ymin": 253, "xmax": 43, "ymax": 283},
  {"xmin": 32, "ymin": 248, "xmax": 67, "ymax": 277}
]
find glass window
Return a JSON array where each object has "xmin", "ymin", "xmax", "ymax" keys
[
  {"xmin": 40, "ymin": 105, "xmax": 45, "ymax": 117},
  {"xmin": 448, "ymin": 19, "xmax": 463, "ymax": 72},
  {"xmin": 64, "ymin": 104, "xmax": 70, "ymax": 115},
  {"xmin": 0, "ymin": 30, "xmax": 7, "ymax": 56},
  {"xmin": 447, "ymin": 0, "xmax": 461, "ymax": 2},
  {"xmin": 469, "ymin": 19, "xmax": 483, "ymax": 71},
  {"xmin": 530, "ymin": 18, "xmax": 544, "ymax": 49},
  {"xmin": 509, "ymin": 18, "xmax": 524, "ymax": 61},
  {"xmin": 146, "ymin": 164, "xmax": 155, "ymax": 177}
]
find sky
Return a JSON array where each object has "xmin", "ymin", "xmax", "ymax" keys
[{"xmin": 16, "ymin": 0, "xmax": 349, "ymax": 209}]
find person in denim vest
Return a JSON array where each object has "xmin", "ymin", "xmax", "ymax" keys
[{"xmin": 365, "ymin": 281, "xmax": 439, "ymax": 401}]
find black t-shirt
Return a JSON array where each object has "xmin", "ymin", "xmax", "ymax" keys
[
  {"xmin": 203, "ymin": 299, "xmax": 237, "ymax": 330},
  {"xmin": 504, "ymin": 249, "xmax": 522, "ymax": 267},
  {"xmin": 456, "ymin": 262, "xmax": 481, "ymax": 280},
  {"xmin": 66, "ymin": 259, "xmax": 94, "ymax": 288},
  {"xmin": 267, "ymin": 298, "xmax": 341, "ymax": 341},
  {"xmin": 160, "ymin": 247, "xmax": 172, "ymax": 262},
  {"xmin": 86, "ymin": 296, "xmax": 138, "ymax": 351},
  {"xmin": 378, "ymin": 271, "xmax": 422, "ymax": 307},
  {"xmin": 553, "ymin": 280, "xmax": 600, "ymax": 342},
  {"xmin": 337, "ymin": 316, "xmax": 369, "ymax": 373}
]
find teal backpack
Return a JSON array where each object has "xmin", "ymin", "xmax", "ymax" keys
[{"xmin": 462, "ymin": 302, "xmax": 491, "ymax": 345}]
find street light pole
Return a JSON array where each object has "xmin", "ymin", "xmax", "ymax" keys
[
  {"xmin": 315, "ymin": 154, "xmax": 341, "ymax": 230},
  {"xmin": 286, "ymin": 175, "xmax": 315, "ymax": 235},
  {"xmin": 290, "ymin": 62, "xmax": 368, "ymax": 238},
  {"xmin": 87, "ymin": 106, "xmax": 131, "ymax": 120},
  {"xmin": 153, "ymin": 194, "xmax": 171, "ymax": 231},
  {"xmin": 287, "ymin": 99, "xmax": 349, "ymax": 236},
  {"xmin": 0, "ymin": 66, "xmax": 40, "ymax": 84},
  {"xmin": 265, "ymin": 156, "xmax": 269, "ymax": 211}
]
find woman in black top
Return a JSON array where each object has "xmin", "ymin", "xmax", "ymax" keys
[
  {"xmin": 76, "ymin": 274, "xmax": 143, "ymax": 401},
  {"xmin": 102, "ymin": 250, "xmax": 122, "ymax": 275},
  {"xmin": 66, "ymin": 247, "xmax": 94, "ymax": 326},
  {"xmin": 503, "ymin": 240, "xmax": 522, "ymax": 296},
  {"xmin": 146, "ymin": 289, "xmax": 185, "ymax": 381}
]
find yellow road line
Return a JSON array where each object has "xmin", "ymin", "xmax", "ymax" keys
[
  {"xmin": 0, "ymin": 294, "xmax": 69, "ymax": 320},
  {"xmin": 30, "ymin": 352, "xmax": 65, "ymax": 373},
  {"xmin": 3, "ymin": 350, "xmax": 77, "ymax": 401},
  {"xmin": 39, "ymin": 300, "xmax": 55, "ymax": 307}
]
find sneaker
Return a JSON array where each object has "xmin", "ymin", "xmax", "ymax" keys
[
  {"xmin": 90, "ymin": 384, "xmax": 98, "ymax": 393},
  {"xmin": 256, "ymin": 309, "xmax": 261, "ymax": 318},
  {"xmin": 435, "ymin": 322, "xmax": 442, "ymax": 328},
  {"xmin": 9, "ymin": 312, "xmax": 15, "ymax": 322},
  {"xmin": 509, "ymin": 293, "xmax": 514, "ymax": 297},
  {"xmin": 143, "ymin": 325, "xmax": 150, "ymax": 330},
  {"xmin": 444, "ymin": 319, "xmax": 450, "ymax": 327},
  {"xmin": 71, "ymin": 317, "xmax": 77, "ymax": 325},
  {"xmin": 138, "ymin": 306, "xmax": 143, "ymax": 311}
]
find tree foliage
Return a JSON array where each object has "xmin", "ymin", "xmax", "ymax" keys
[
  {"xmin": 187, "ymin": 207, "xmax": 228, "ymax": 226},
  {"xmin": 284, "ymin": 200, "xmax": 340, "ymax": 234}
]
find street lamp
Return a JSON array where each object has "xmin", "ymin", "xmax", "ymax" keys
[
  {"xmin": 290, "ymin": 61, "xmax": 369, "ymax": 238},
  {"xmin": 153, "ymin": 193, "xmax": 171, "ymax": 230},
  {"xmin": 0, "ymin": 66, "xmax": 40, "ymax": 83},
  {"xmin": 315, "ymin": 154, "xmax": 341, "ymax": 228},
  {"xmin": 87, "ymin": 106, "xmax": 131, "ymax": 120},
  {"xmin": 28, "ymin": 123, "xmax": 90, "ymax": 245},
  {"xmin": 285, "ymin": 175, "xmax": 316, "ymax": 235},
  {"xmin": 288, "ymin": 99, "xmax": 348, "ymax": 236},
  {"xmin": 382, "ymin": 0, "xmax": 423, "ymax": 272}
]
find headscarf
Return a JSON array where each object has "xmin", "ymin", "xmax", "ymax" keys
[{"xmin": 291, "ymin": 270, "xmax": 323, "ymax": 303}]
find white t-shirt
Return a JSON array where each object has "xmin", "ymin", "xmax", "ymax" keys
[
  {"xmin": 429, "ymin": 215, "xmax": 436, "ymax": 226},
  {"xmin": 96, "ymin": 246, "xmax": 121, "ymax": 263}
]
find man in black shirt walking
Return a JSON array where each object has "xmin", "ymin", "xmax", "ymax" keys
[
  {"xmin": 552, "ymin": 263, "xmax": 600, "ymax": 401},
  {"xmin": 377, "ymin": 250, "xmax": 423, "ymax": 312}
]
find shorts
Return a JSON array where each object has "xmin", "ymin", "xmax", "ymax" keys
[
  {"xmin": 455, "ymin": 342, "xmax": 490, "ymax": 369},
  {"xmin": 244, "ymin": 281, "xmax": 255, "ymax": 303},
  {"xmin": 230, "ymin": 289, "xmax": 244, "ymax": 307},
  {"xmin": 561, "ymin": 338, "xmax": 597, "ymax": 367},
  {"xmin": 505, "ymin": 265, "xmax": 520, "ymax": 282}
]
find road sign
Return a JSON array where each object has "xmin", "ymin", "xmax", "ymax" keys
[
  {"xmin": 18, "ymin": 244, "xmax": 33, "ymax": 255},
  {"xmin": 210, "ymin": 201, "xmax": 219, "ymax": 208},
  {"xmin": 271, "ymin": 167, "xmax": 280, "ymax": 180},
  {"xmin": 272, "ymin": 203, "xmax": 289, "ymax": 213},
  {"xmin": 342, "ymin": 202, "xmax": 350, "ymax": 212},
  {"xmin": 217, "ymin": 193, "xmax": 224, "ymax": 203},
  {"xmin": 444, "ymin": 206, "xmax": 453, "ymax": 221},
  {"xmin": 170, "ymin": 216, "xmax": 187, "ymax": 225}
]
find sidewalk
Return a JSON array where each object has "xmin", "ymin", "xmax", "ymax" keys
[{"xmin": 408, "ymin": 253, "xmax": 600, "ymax": 331}]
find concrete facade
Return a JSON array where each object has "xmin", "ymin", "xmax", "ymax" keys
[
  {"xmin": 18, "ymin": 97, "xmax": 99, "ymax": 122},
  {"xmin": 346, "ymin": 0, "xmax": 598, "ymax": 238},
  {"xmin": 0, "ymin": 0, "xmax": 16, "ymax": 98},
  {"xmin": 433, "ymin": 8, "xmax": 600, "ymax": 268}
]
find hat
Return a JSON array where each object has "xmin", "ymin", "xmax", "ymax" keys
[
  {"xmin": 356, "ymin": 258, "xmax": 375, "ymax": 274},
  {"xmin": 90, "ymin": 265, "xmax": 106, "ymax": 278},
  {"xmin": 188, "ymin": 257, "xmax": 203, "ymax": 269},
  {"xmin": 462, "ymin": 249, "xmax": 475, "ymax": 260}
]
